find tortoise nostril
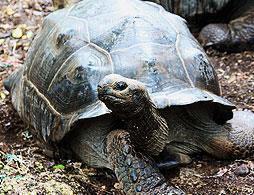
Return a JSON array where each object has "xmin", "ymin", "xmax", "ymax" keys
[
  {"xmin": 97, "ymin": 84, "xmax": 102, "ymax": 90},
  {"xmin": 97, "ymin": 85, "xmax": 103, "ymax": 93},
  {"xmin": 114, "ymin": 81, "xmax": 128, "ymax": 91}
]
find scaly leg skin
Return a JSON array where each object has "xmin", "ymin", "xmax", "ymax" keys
[
  {"xmin": 224, "ymin": 110, "xmax": 254, "ymax": 158},
  {"xmin": 106, "ymin": 130, "xmax": 184, "ymax": 194},
  {"xmin": 205, "ymin": 110, "xmax": 254, "ymax": 159}
]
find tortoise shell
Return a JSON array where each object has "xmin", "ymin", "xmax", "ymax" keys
[{"xmin": 9, "ymin": 0, "xmax": 234, "ymax": 143}]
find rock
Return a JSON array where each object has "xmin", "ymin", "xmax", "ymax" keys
[{"xmin": 234, "ymin": 164, "xmax": 249, "ymax": 176}]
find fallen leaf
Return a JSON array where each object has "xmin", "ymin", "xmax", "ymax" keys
[
  {"xmin": 26, "ymin": 31, "xmax": 33, "ymax": 39},
  {"xmin": 0, "ymin": 92, "xmax": 6, "ymax": 100},
  {"xmin": 12, "ymin": 27, "xmax": 23, "ymax": 39},
  {"xmin": 6, "ymin": 7, "xmax": 15, "ymax": 16},
  {"xmin": 0, "ymin": 39, "xmax": 5, "ymax": 45},
  {"xmin": 21, "ymin": 35, "xmax": 27, "ymax": 39},
  {"xmin": 52, "ymin": 164, "xmax": 65, "ymax": 170}
]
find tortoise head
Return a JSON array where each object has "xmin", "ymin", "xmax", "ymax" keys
[
  {"xmin": 97, "ymin": 74, "xmax": 150, "ymax": 117},
  {"xmin": 198, "ymin": 23, "xmax": 231, "ymax": 48}
]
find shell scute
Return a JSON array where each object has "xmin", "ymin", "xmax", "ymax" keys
[
  {"xmin": 26, "ymin": 16, "xmax": 89, "ymax": 95},
  {"xmin": 47, "ymin": 44, "xmax": 113, "ymax": 114},
  {"xmin": 111, "ymin": 43, "xmax": 191, "ymax": 93},
  {"xmin": 175, "ymin": 34, "xmax": 220, "ymax": 95}
]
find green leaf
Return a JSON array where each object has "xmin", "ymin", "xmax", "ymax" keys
[{"xmin": 52, "ymin": 164, "xmax": 65, "ymax": 170}]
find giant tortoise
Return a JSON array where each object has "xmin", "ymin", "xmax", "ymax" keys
[
  {"xmin": 3, "ymin": 0, "xmax": 210, "ymax": 193},
  {"xmin": 5, "ymin": 0, "xmax": 254, "ymax": 194}
]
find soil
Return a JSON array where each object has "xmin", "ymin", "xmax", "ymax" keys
[{"xmin": 0, "ymin": 0, "xmax": 253, "ymax": 194}]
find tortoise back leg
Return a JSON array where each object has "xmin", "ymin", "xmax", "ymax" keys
[
  {"xmin": 222, "ymin": 110, "xmax": 254, "ymax": 158},
  {"xmin": 195, "ymin": 110, "xmax": 254, "ymax": 159},
  {"xmin": 106, "ymin": 130, "xmax": 184, "ymax": 194},
  {"xmin": 162, "ymin": 104, "xmax": 254, "ymax": 162}
]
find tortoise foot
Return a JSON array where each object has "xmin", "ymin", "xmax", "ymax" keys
[
  {"xmin": 106, "ymin": 130, "xmax": 184, "ymax": 194},
  {"xmin": 156, "ymin": 151, "xmax": 192, "ymax": 170},
  {"xmin": 157, "ymin": 160, "xmax": 180, "ymax": 170}
]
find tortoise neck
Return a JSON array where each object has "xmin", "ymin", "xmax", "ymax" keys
[{"xmin": 126, "ymin": 102, "xmax": 169, "ymax": 156}]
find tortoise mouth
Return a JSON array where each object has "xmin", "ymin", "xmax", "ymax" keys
[
  {"xmin": 99, "ymin": 94, "xmax": 125, "ymax": 101},
  {"xmin": 98, "ymin": 92, "xmax": 128, "ymax": 106}
]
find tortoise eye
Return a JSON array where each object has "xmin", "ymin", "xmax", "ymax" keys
[{"xmin": 114, "ymin": 81, "xmax": 128, "ymax": 91}]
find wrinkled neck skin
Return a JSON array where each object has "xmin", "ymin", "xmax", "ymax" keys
[{"xmin": 122, "ymin": 101, "xmax": 169, "ymax": 156}]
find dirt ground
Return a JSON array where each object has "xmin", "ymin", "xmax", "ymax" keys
[{"xmin": 0, "ymin": 0, "xmax": 253, "ymax": 194}]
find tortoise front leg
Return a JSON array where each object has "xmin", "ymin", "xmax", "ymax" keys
[{"xmin": 106, "ymin": 130, "xmax": 184, "ymax": 194}]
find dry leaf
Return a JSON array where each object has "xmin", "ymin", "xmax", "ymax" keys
[
  {"xmin": 5, "ymin": 7, "xmax": 15, "ymax": 16},
  {"xmin": 26, "ymin": 31, "xmax": 33, "ymax": 39},
  {"xmin": 0, "ymin": 92, "xmax": 6, "ymax": 100},
  {"xmin": 0, "ymin": 39, "xmax": 5, "ymax": 45},
  {"xmin": 12, "ymin": 27, "xmax": 23, "ymax": 39}
]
